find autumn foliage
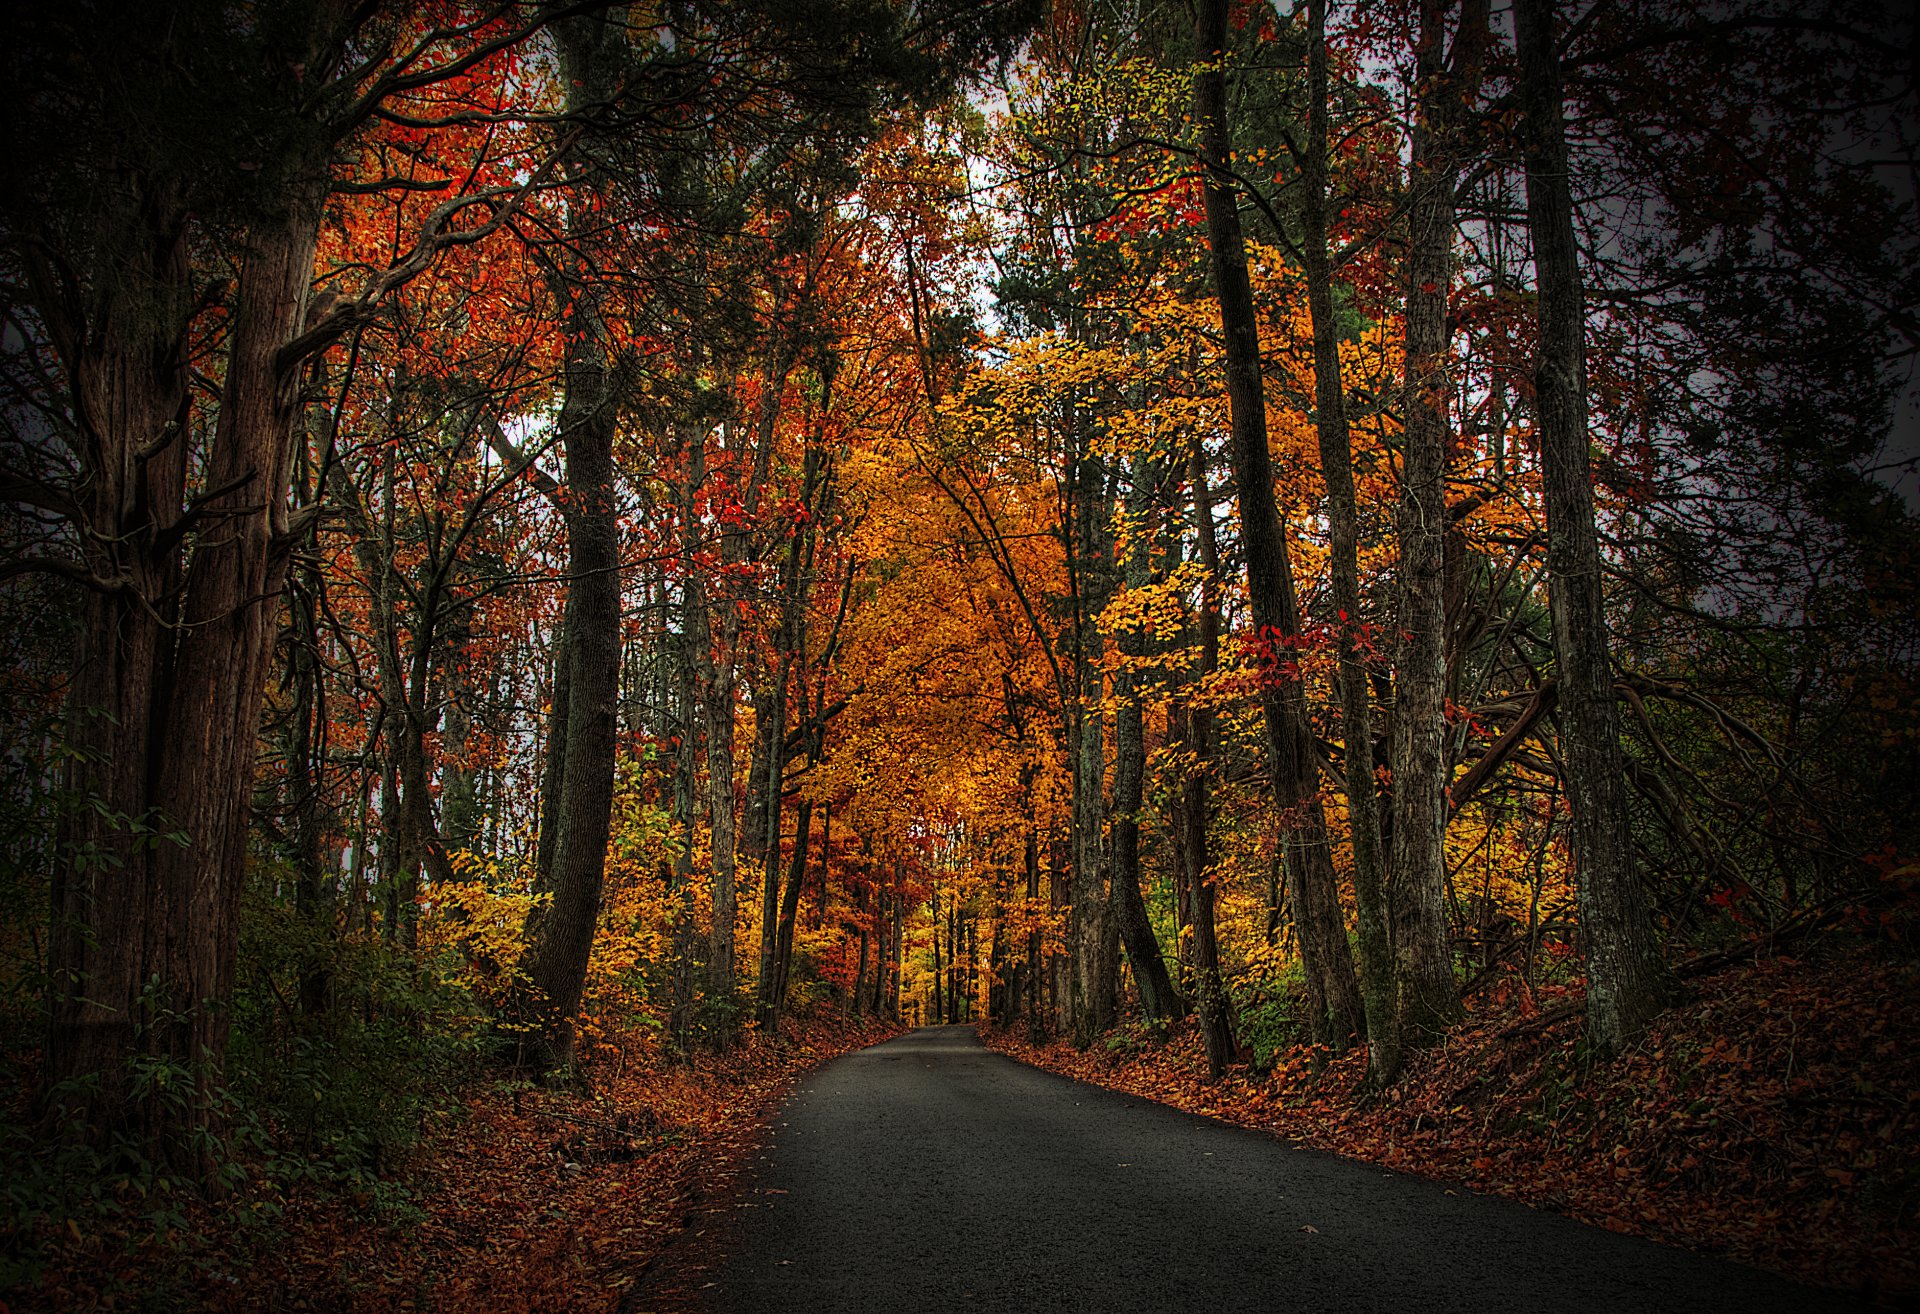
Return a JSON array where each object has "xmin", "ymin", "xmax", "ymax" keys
[{"xmin": 0, "ymin": 0, "xmax": 1915, "ymax": 1308}]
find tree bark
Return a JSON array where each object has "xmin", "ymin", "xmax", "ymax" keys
[
  {"xmin": 1388, "ymin": 0, "xmax": 1486, "ymax": 1055},
  {"xmin": 46, "ymin": 153, "xmax": 326, "ymax": 1160},
  {"xmin": 1301, "ymin": 0, "xmax": 1401, "ymax": 1081},
  {"xmin": 701, "ymin": 356, "xmax": 788, "ymax": 1013},
  {"xmin": 770, "ymin": 799, "xmax": 812, "ymax": 1026},
  {"xmin": 1513, "ymin": 0, "xmax": 1675, "ymax": 1052},
  {"xmin": 1181, "ymin": 437, "xmax": 1237, "ymax": 1077},
  {"xmin": 535, "ymin": 630, "xmax": 572, "ymax": 888},
  {"xmin": 1110, "ymin": 456, "xmax": 1180, "ymax": 1025},
  {"xmin": 517, "ymin": 13, "xmax": 627, "ymax": 1071},
  {"xmin": 1066, "ymin": 416, "xmax": 1117, "ymax": 1046},
  {"xmin": 1193, "ymin": 0, "xmax": 1362, "ymax": 1051}
]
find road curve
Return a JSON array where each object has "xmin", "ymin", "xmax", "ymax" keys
[{"xmin": 700, "ymin": 1025, "xmax": 1867, "ymax": 1314}]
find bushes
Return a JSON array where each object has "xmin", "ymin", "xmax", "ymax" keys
[
  {"xmin": 230, "ymin": 893, "xmax": 488, "ymax": 1183},
  {"xmin": 1228, "ymin": 944, "xmax": 1310, "ymax": 1069}
]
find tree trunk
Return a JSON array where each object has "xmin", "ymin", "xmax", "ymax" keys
[
  {"xmin": 1513, "ymin": 0, "xmax": 1675, "ymax": 1052},
  {"xmin": 1069, "ymin": 695, "xmax": 1115, "ymax": 1044},
  {"xmin": 1110, "ymin": 451, "xmax": 1181, "ymax": 1024},
  {"xmin": 853, "ymin": 875, "xmax": 871, "ymax": 1018},
  {"xmin": 1064, "ymin": 401, "xmax": 1117, "ymax": 1046},
  {"xmin": 752, "ymin": 651, "xmax": 791, "ymax": 1028},
  {"xmin": 931, "ymin": 886, "xmax": 945, "ymax": 1022},
  {"xmin": 535, "ymin": 629, "xmax": 572, "ymax": 888},
  {"xmin": 1193, "ymin": 0, "xmax": 1362, "ymax": 1051},
  {"xmin": 517, "ymin": 345, "xmax": 620, "ymax": 1069},
  {"xmin": 671, "ymin": 477, "xmax": 707, "ymax": 1050},
  {"xmin": 44, "ymin": 137, "xmax": 329, "ymax": 1162},
  {"xmin": 770, "ymin": 799, "xmax": 811, "ymax": 1026},
  {"xmin": 1389, "ymin": 0, "xmax": 1486, "ymax": 1055},
  {"xmin": 514, "ymin": 13, "xmax": 632, "ymax": 1072},
  {"xmin": 1301, "ymin": 0, "xmax": 1400, "ymax": 1081},
  {"xmin": 702, "ymin": 357, "xmax": 786, "ymax": 1010},
  {"xmin": 1181, "ymin": 437, "xmax": 1237, "ymax": 1077},
  {"xmin": 1024, "ymin": 801, "xmax": 1045, "ymax": 1039}
]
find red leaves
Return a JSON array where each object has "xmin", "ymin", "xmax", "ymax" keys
[{"xmin": 20, "ymin": 1014, "xmax": 899, "ymax": 1313}]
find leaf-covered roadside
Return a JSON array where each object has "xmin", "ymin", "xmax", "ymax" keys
[
  {"xmin": 980, "ymin": 950, "xmax": 1918, "ymax": 1305},
  {"xmin": 3, "ymin": 1011, "xmax": 897, "ymax": 1313}
]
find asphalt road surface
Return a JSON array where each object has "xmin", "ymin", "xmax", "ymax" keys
[{"xmin": 701, "ymin": 1026, "xmax": 1871, "ymax": 1314}]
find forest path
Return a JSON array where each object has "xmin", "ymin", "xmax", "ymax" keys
[{"xmin": 698, "ymin": 1025, "xmax": 1863, "ymax": 1313}]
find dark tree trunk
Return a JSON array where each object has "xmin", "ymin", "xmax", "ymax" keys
[
  {"xmin": 1111, "ymin": 453, "xmax": 1182, "ymax": 1024},
  {"xmin": 517, "ymin": 344, "xmax": 621, "ymax": 1069},
  {"xmin": 890, "ymin": 885, "xmax": 903, "ymax": 1021},
  {"xmin": 1110, "ymin": 639, "xmax": 1177, "ymax": 1027},
  {"xmin": 1181, "ymin": 438, "xmax": 1236, "ymax": 1077},
  {"xmin": 283, "ymin": 524, "xmax": 335, "ymax": 1019},
  {"xmin": 46, "ymin": 150, "xmax": 327, "ymax": 1162},
  {"xmin": 770, "ymin": 799, "xmax": 812, "ymax": 1025},
  {"xmin": 1389, "ymin": 0, "xmax": 1486, "ymax": 1054},
  {"xmin": 671, "ymin": 460, "xmax": 707, "ymax": 1050},
  {"xmin": 515, "ymin": 14, "xmax": 629, "ymax": 1073},
  {"xmin": 702, "ymin": 356, "xmax": 785, "ymax": 1012},
  {"xmin": 931, "ymin": 886, "xmax": 945, "ymax": 1023},
  {"xmin": 853, "ymin": 874, "xmax": 871, "ymax": 1018},
  {"xmin": 1301, "ymin": 0, "xmax": 1399, "ymax": 1082},
  {"xmin": 1193, "ymin": 0, "xmax": 1362, "ymax": 1051},
  {"xmin": 1065, "ymin": 413, "xmax": 1117, "ymax": 1046},
  {"xmin": 1513, "ymin": 0, "xmax": 1675, "ymax": 1052},
  {"xmin": 535, "ymin": 630, "xmax": 572, "ymax": 887},
  {"xmin": 1024, "ymin": 804, "xmax": 1045, "ymax": 1038}
]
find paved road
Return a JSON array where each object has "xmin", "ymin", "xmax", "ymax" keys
[{"xmin": 702, "ymin": 1026, "xmax": 1869, "ymax": 1313}]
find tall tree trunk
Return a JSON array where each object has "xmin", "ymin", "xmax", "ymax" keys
[
  {"xmin": 1065, "ymin": 408, "xmax": 1117, "ymax": 1046},
  {"xmin": 753, "ymin": 654, "xmax": 789, "ymax": 1030},
  {"xmin": 518, "ymin": 350, "xmax": 620, "ymax": 1067},
  {"xmin": 671, "ymin": 462, "xmax": 707, "ymax": 1050},
  {"xmin": 1300, "ymin": 0, "xmax": 1398, "ymax": 1081},
  {"xmin": 701, "ymin": 357, "xmax": 786, "ymax": 1011},
  {"xmin": 283, "ymin": 508, "xmax": 335, "ymax": 1018},
  {"xmin": 699, "ymin": 649, "xmax": 740, "ymax": 1010},
  {"xmin": 890, "ymin": 883, "xmax": 903, "ymax": 1021},
  {"xmin": 515, "ymin": 14, "xmax": 628, "ymax": 1073},
  {"xmin": 1069, "ymin": 694, "xmax": 1115, "ymax": 1043},
  {"xmin": 931, "ymin": 886, "xmax": 945, "ymax": 1022},
  {"xmin": 1024, "ymin": 788, "xmax": 1045, "ymax": 1039},
  {"xmin": 1182, "ymin": 437, "xmax": 1236, "ymax": 1077},
  {"xmin": 1110, "ymin": 458, "xmax": 1180, "ymax": 1024},
  {"xmin": 853, "ymin": 875, "xmax": 871, "ymax": 1018},
  {"xmin": 1389, "ymin": 0, "xmax": 1485, "ymax": 1054},
  {"xmin": 754, "ymin": 439, "xmax": 820, "ymax": 1029},
  {"xmin": 535, "ymin": 629, "xmax": 572, "ymax": 887},
  {"xmin": 770, "ymin": 799, "xmax": 812, "ymax": 1026},
  {"xmin": 1513, "ymin": 0, "xmax": 1675, "ymax": 1052},
  {"xmin": 46, "ymin": 149, "xmax": 327, "ymax": 1161},
  {"xmin": 1193, "ymin": 0, "xmax": 1362, "ymax": 1051}
]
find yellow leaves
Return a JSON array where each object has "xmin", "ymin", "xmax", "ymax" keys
[
  {"xmin": 418, "ymin": 853, "xmax": 548, "ymax": 1015},
  {"xmin": 1097, "ymin": 563, "xmax": 1214, "ymax": 688},
  {"xmin": 1238, "ymin": 935, "xmax": 1302, "ymax": 984}
]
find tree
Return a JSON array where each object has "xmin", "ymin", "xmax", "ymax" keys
[
  {"xmin": 1298, "ymin": 0, "xmax": 1400, "ymax": 1081},
  {"xmin": 1388, "ymin": 0, "xmax": 1487, "ymax": 1053},
  {"xmin": 514, "ymin": 11, "xmax": 629, "ymax": 1072},
  {"xmin": 1194, "ymin": 0, "xmax": 1363, "ymax": 1052},
  {"xmin": 1512, "ymin": 0, "xmax": 1675, "ymax": 1052},
  {"xmin": 5, "ymin": 1, "xmax": 565, "ymax": 1160}
]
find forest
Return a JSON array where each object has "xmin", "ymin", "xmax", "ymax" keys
[{"xmin": 0, "ymin": 0, "xmax": 1915, "ymax": 1309}]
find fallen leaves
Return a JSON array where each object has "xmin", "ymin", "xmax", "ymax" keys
[{"xmin": 8, "ymin": 1010, "xmax": 899, "ymax": 1313}]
